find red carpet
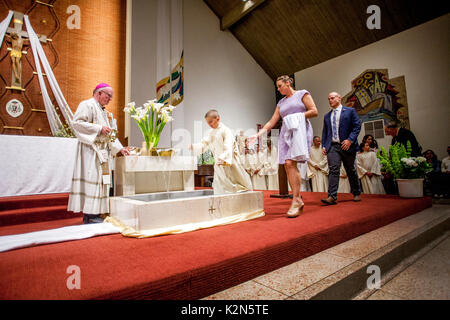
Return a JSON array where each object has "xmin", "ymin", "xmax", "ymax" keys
[
  {"xmin": 0, "ymin": 191, "xmax": 431, "ymax": 300},
  {"xmin": 0, "ymin": 193, "xmax": 81, "ymax": 227}
]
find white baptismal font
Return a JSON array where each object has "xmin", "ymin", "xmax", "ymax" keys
[{"xmin": 110, "ymin": 153, "xmax": 265, "ymax": 238}]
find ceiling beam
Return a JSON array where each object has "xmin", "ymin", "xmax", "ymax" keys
[{"xmin": 221, "ymin": 0, "xmax": 265, "ymax": 31}]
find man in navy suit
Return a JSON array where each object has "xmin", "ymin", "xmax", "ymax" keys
[{"xmin": 321, "ymin": 92, "xmax": 362, "ymax": 205}]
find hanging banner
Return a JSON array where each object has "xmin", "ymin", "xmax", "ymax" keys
[{"xmin": 156, "ymin": 0, "xmax": 183, "ymax": 106}]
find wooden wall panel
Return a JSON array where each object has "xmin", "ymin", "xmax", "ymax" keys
[
  {"xmin": 205, "ymin": 0, "xmax": 449, "ymax": 79},
  {"xmin": 0, "ymin": 0, "xmax": 127, "ymax": 144}
]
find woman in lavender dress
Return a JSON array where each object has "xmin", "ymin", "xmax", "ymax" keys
[{"xmin": 249, "ymin": 76, "xmax": 318, "ymax": 217}]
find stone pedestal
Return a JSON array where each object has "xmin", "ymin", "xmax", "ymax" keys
[{"xmin": 114, "ymin": 155, "xmax": 197, "ymax": 196}]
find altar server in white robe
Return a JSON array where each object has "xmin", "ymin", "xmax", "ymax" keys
[
  {"xmin": 190, "ymin": 110, "xmax": 252, "ymax": 194},
  {"xmin": 307, "ymin": 136, "xmax": 329, "ymax": 192},
  {"xmin": 242, "ymin": 149, "xmax": 254, "ymax": 189},
  {"xmin": 298, "ymin": 161, "xmax": 311, "ymax": 191},
  {"xmin": 237, "ymin": 137, "xmax": 249, "ymax": 172},
  {"xmin": 252, "ymin": 148, "xmax": 268, "ymax": 190},
  {"xmin": 68, "ymin": 83, "xmax": 130, "ymax": 224},
  {"xmin": 244, "ymin": 147, "xmax": 266, "ymax": 190},
  {"xmin": 242, "ymin": 148, "xmax": 255, "ymax": 187},
  {"xmin": 356, "ymin": 142, "xmax": 385, "ymax": 194},
  {"xmin": 338, "ymin": 164, "xmax": 352, "ymax": 193},
  {"xmin": 265, "ymin": 140, "xmax": 279, "ymax": 190},
  {"xmin": 236, "ymin": 130, "xmax": 247, "ymax": 155}
]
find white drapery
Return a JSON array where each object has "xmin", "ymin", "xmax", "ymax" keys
[
  {"xmin": 24, "ymin": 14, "xmax": 74, "ymax": 136},
  {"xmin": 0, "ymin": 223, "xmax": 120, "ymax": 253},
  {"xmin": 0, "ymin": 11, "xmax": 13, "ymax": 47},
  {"xmin": 0, "ymin": 11, "xmax": 74, "ymax": 136}
]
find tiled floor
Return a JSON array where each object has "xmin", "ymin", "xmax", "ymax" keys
[
  {"xmin": 367, "ymin": 235, "xmax": 450, "ymax": 300},
  {"xmin": 204, "ymin": 204, "xmax": 450, "ymax": 300}
]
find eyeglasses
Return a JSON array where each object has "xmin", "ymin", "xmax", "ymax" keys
[{"xmin": 101, "ymin": 91, "xmax": 113, "ymax": 99}]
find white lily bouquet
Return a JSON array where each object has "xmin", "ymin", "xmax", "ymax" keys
[{"xmin": 124, "ymin": 99, "xmax": 175, "ymax": 152}]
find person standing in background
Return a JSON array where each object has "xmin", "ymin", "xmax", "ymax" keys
[
  {"xmin": 307, "ymin": 136, "xmax": 329, "ymax": 192},
  {"xmin": 384, "ymin": 121, "xmax": 422, "ymax": 157}
]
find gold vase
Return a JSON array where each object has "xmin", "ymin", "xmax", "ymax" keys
[{"xmin": 150, "ymin": 148, "xmax": 174, "ymax": 157}]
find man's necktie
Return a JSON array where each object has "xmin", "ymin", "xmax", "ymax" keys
[{"xmin": 332, "ymin": 109, "xmax": 338, "ymax": 140}]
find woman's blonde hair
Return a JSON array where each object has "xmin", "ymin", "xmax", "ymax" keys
[{"xmin": 276, "ymin": 75, "xmax": 294, "ymax": 88}]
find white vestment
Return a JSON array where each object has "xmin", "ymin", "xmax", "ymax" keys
[
  {"xmin": 338, "ymin": 164, "xmax": 351, "ymax": 193},
  {"xmin": 192, "ymin": 122, "xmax": 252, "ymax": 194},
  {"xmin": 242, "ymin": 152, "xmax": 252, "ymax": 187},
  {"xmin": 236, "ymin": 134, "xmax": 246, "ymax": 155},
  {"xmin": 356, "ymin": 151, "xmax": 385, "ymax": 194},
  {"xmin": 243, "ymin": 150, "xmax": 265, "ymax": 190},
  {"xmin": 442, "ymin": 156, "xmax": 450, "ymax": 173},
  {"xmin": 67, "ymin": 98, "xmax": 123, "ymax": 214},
  {"xmin": 297, "ymin": 161, "xmax": 311, "ymax": 191},
  {"xmin": 307, "ymin": 145, "xmax": 329, "ymax": 192},
  {"xmin": 252, "ymin": 150, "xmax": 268, "ymax": 190},
  {"xmin": 265, "ymin": 147, "xmax": 279, "ymax": 191}
]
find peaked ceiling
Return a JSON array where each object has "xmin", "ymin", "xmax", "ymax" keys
[{"xmin": 204, "ymin": 0, "xmax": 449, "ymax": 80}]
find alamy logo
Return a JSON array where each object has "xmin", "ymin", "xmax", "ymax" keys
[
  {"xmin": 66, "ymin": 5, "xmax": 81, "ymax": 30},
  {"xmin": 66, "ymin": 265, "xmax": 81, "ymax": 290},
  {"xmin": 366, "ymin": 5, "xmax": 381, "ymax": 30},
  {"xmin": 366, "ymin": 265, "xmax": 381, "ymax": 289}
]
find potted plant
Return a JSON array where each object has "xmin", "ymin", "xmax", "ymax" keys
[
  {"xmin": 377, "ymin": 141, "xmax": 432, "ymax": 197},
  {"xmin": 195, "ymin": 150, "xmax": 214, "ymax": 187},
  {"xmin": 198, "ymin": 150, "xmax": 215, "ymax": 165},
  {"xmin": 197, "ymin": 150, "xmax": 215, "ymax": 175}
]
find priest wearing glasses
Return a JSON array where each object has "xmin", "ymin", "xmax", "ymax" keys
[{"xmin": 68, "ymin": 83, "xmax": 131, "ymax": 224}]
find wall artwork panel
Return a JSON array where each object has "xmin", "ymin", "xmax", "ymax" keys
[{"xmin": 342, "ymin": 69, "xmax": 410, "ymax": 129}]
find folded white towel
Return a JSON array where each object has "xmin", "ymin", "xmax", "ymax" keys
[{"xmin": 283, "ymin": 112, "xmax": 309, "ymax": 162}]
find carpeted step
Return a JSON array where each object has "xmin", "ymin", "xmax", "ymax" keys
[
  {"xmin": 0, "ymin": 217, "xmax": 83, "ymax": 237},
  {"xmin": 0, "ymin": 205, "xmax": 81, "ymax": 227},
  {"xmin": 0, "ymin": 193, "xmax": 70, "ymax": 211}
]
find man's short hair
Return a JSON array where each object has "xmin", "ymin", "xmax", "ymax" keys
[
  {"xmin": 328, "ymin": 92, "xmax": 341, "ymax": 98},
  {"xmin": 205, "ymin": 109, "xmax": 219, "ymax": 119}
]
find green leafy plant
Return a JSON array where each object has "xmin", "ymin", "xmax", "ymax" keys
[
  {"xmin": 377, "ymin": 141, "xmax": 431, "ymax": 179},
  {"xmin": 197, "ymin": 150, "xmax": 215, "ymax": 165},
  {"xmin": 54, "ymin": 125, "xmax": 75, "ymax": 138}
]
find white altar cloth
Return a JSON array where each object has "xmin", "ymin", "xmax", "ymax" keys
[{"xmin": 0, "ymin": 135, "xmax": 78, "ymax": 197}]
